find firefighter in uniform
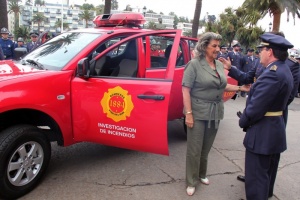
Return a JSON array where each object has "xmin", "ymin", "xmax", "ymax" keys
[
  {"xmin": 222, "ymin": 33, "xmax": 299, "ymax": 198},
  {"xmin": 0, "ymin": 27, "xmax": 15, "ymax": 59},
  {"xmin": 221, "ymin": 33, "xmax": 294, "ymax": 200}
]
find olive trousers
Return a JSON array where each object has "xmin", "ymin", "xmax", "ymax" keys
[{"xmin": 186, "ymin": 120, "xmax": 219, "ymax": 187}]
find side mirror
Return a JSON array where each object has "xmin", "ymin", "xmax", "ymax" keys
[
  {"xmin": 77, "ymin": 58, "xmax": 90, "ymax": 78},
  {"xmin": 14, "ymin": 47, "xmax": 28, "ymax": 61}
]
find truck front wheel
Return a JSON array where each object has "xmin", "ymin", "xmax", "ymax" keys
[{"xmin": 0, "ymin": 125, "xmax": 51, "ymax": 199}]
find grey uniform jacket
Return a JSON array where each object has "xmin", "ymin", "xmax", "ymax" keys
[{"xmin": 182, "ymin": 58, "xmax": 227, "ymax": 128}]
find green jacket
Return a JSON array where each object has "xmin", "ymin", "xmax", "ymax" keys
[{"xmin": 182, "ymin": 58, "xmax": 227, "ymax": 128}]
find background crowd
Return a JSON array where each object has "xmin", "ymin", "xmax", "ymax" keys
[{"xmin": 0, "ymin": 27, "xmax": 54, "ymax": 61}]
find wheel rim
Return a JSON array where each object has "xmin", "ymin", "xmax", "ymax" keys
[{"xmin": 7, "ymin": 141, "xmax": 44, "ymax": 186}]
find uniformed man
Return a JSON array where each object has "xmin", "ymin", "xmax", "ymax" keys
[
  {"xmin": 16, "ymin": 37, "xmax": 26, "ymax": 48},
  {"xmin": 8, "ymin": 33, "xmax": 17, "ymax": 46},
  {"xmin": 238, "ymin": 33, "xmax": 293, "ymax": 200},
  {"xmin": 228, "ymin": 43, "xmax": 243, "ymax": 70},
  {"xmin": 27, "ymin": 31, "xmax": 39, "ymax": 52},
  {"xmin": 228, "ymin": 43, "xmax": 244, "ymax": 96},
  {"xmin": 242, "ymin": 49, "xmax": 256, "ymax": 73},
  {"xmin": 221, "ymin": 32, "xmax": 300, "ymax": 197},
  {"xmin": 217, "ymin": 45, "xmax": 228, "ymax": 59},
  {"xmin": 0, "ymin": 27, "xmax": 15, "ymax": 59},
  {"xmin": 239, "ymin": 48, "xmax": 257, "ymax": 97}
]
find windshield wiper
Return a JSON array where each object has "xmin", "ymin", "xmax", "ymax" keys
[{"xmin": 25, "ymin": 59, "xmax": 45, "ymax": 70}]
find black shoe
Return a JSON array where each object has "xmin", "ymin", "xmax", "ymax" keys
[{"xmin": 237, "ymin": 175, "xmax": 245, "ymax": 182}]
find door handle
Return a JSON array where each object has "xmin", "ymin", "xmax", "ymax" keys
[{"xmin": 137, "ymin": 95, "xmax": 165, "ymax": 100}]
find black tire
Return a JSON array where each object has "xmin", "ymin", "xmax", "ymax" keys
[{"xmin": 0, "ymin": 125, "xmax": 51, "ymax": 199}]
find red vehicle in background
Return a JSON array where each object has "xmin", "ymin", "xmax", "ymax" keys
[{"xmin": 0, "ymin": 13, "xmax": 237, "ymax": 199}]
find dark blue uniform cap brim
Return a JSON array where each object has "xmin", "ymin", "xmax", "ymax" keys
[{"xmin": 258, "ymin": 33, "xmax": 294, "ymax": 50}]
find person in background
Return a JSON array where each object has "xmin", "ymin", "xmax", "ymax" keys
[
  {"xmin": 254, "ymin": 50, "xmax": 259, "ymax": 58},
  {"xmin": 16, "ymin": 37, "xmax": 26, "ymax": 48},
  {"xmin": 0, "ymin": 44, "xmax": 4, "ymax": 60},
  {"xmin": 240, "ymin": 48, "xmax": 257, "ymax": 97},
  {"xmin": 221, "ymin": 32, "xmax": 295, "ymax": 199},
  {"xmin": 0, "ymin": 27, "xmax": 15, "ymax": 60},
  {"xmin": 217, "ymin": 45, "xmax": 228, "ymax": 59},
  {"xmin": 182, "ymin": 32, "xmax": 249, "ymax": 196},
  {"xmin": 228, "ymin": 43, "xmax": 243, "ymax": 71},
  {"xmin": 27, "ymin": 31, "xmax": 39, "ymax": 52},
  {"xmin": 8, "ymin": 33, "xmax": 17, "ymax": 47}
]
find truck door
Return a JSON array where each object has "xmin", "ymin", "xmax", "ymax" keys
[{"xmin": 71, "ymin": 30, "xmax": 182, "ymax": 155}]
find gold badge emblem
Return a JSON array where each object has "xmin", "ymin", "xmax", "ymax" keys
[
  {"xmin": 101, "ymin": 86, "xmax": 134, "ymax": 122},
  {"xmin": 270, "ymin": 65, "xmax": 277, "ymax": 71}
]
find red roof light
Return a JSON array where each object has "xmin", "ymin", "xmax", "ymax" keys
[{"xmin": 93, "ymin": 13, "xmax": 146, "ymax": 28}]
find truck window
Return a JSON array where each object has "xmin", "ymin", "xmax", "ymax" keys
[
  {"xmin": 90, "ymin": 38, "xmax": 138, "ymax": 77},
  {"xmin": 21, "ymin": 32, "xmax": 101, "ymax": 71}
]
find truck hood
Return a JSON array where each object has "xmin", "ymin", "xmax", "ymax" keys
[{"xmin": 0, "ymin": 60, "xmax": 42, "ymax": 80}]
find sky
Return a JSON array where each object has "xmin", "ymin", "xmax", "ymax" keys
[{"xmin": 65, "ymin": 0, "xmax": 300, "ymax": 49}]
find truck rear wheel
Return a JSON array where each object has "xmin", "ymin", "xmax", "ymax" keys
[{"xmin": 0, "ymin": 125, "xmax": 51, "ymax": 199}]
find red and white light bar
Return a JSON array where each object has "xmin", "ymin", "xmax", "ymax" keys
[{"xmin": 93, "ymin": 13, "xmax": 146, "ymax": 27}]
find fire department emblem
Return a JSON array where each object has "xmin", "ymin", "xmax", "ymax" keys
[{"xmin": 101, "ymin": 86, "xmax": 134, "ymax": 122}]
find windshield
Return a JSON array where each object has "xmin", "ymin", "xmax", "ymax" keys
[{"xmin": 21, "ymin": 32, "xmax": 101, "ymax": 71}]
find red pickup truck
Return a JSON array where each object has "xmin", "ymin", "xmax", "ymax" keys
[{"xmin": 0, "ymin": 13, "xmax": 236, "ymax": 199}]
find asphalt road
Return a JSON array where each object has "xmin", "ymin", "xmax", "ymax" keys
[{"xmin": 20, "ymin": 97, "xmax": 300, "ymax": 200}]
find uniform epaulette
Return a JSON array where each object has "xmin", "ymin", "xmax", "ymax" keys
[
  {"xmin": 288, "ymin": 57, "xmax": 298, "ymax": 63},
  {"xmin": 270, "ymin": 65, "xmax": 277, "ymax": 71}
]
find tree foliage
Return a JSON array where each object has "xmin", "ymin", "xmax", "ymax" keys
[
  {"xmin": 14, "ymin": 26, "xmax": 30, "ymax": 42},
  {"xmin": 79, "ymin": 10, "xmax": 93, "ymax": 28},
  {"xmin": 111, "ymin": 0, "xmax": 118, "ymax": 10},
  {"xmin": 8, "ymin": 0, "xmax": 23, "ymax": 31},
  {"xmin": 242, "ymin": 0, "xmax": 300, "ymax": 31},
  {"xmin": 81, "ymin": 3, "xmax": 94, "ymax": 11},
  {"xmin": 32, "ymin": 12, "xmax": 45, "ymax": 32}
]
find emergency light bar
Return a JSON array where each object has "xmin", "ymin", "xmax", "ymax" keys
[{"xmin": 93, "ymin": 13, "xmax": 146, "ymax": 27}]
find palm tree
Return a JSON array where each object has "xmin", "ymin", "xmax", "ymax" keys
[
  {"xmin": 146, "ymin": 21, "xmax": 156, "ymax": 29},
  {"xmin": 0, "ymin": 0, "xmax": 8, "ymax": 29},
  {"xmin": 79, "ymin": 10, "xmax": 93, "ymax": 28},
  {"xmin": 242, "ymin": 0, "xmax": 300, "ymax": 32},
  {"xmin": 32, "ymin": 12, "xmax": 45, "ymax": 33},
  {"xmin": 217, "ymin": 7, "xmax": 242, "ymax": 47},
  {"xmin": 235, "ymin": 7, "xmax": 264, "ymax": 49},
  {"xmin": 14, "ymin": 26, "xmax": 30, "ymax": 42},
  {"xmin": 104, "ymin": 0, "xmax": 111, "ymax": 14},
  {"xmin": 55, "ymin": 19, "xmax": 69, "ymax": 30},
  {"xmin": 8, "ymin": 0, "xmax": 23, "ymax": 32},
  {"xmin": 95, "ymin": 4, "xmax": 104, "ymax": 15},
  {"xmin": 34, "ymin": 0, "xmax": 45, "ymax": 6},
  {"xmin": 191, "ymin": 0, "xmax": 202, "ymax": 38}
]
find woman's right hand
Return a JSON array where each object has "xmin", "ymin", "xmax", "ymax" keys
[{"xmin": 185, "ymin": 114, "xmax": 194, "ymax": 128}]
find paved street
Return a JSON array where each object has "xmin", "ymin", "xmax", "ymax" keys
[{"xmin": 20, "ymin": 97, "xmax": 300, "ymax": 200}]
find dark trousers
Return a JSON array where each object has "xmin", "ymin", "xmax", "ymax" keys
[{"xmin": 245, "ymin": 150, "xmax": 280, "ymax": 200}]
